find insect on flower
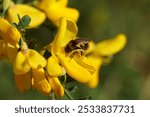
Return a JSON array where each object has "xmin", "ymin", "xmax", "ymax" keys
[{"xmin": 65, "ymin": 38, "xmax": 89, "ymax": 57}]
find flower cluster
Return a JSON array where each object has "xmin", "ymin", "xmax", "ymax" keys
[{"xmin": 0, "ymin": 0, "xmax": 127, "ymax": 99}]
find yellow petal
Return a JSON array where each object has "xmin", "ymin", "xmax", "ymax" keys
[
  {"xmin": 13, "ymin": 51, "xmax": 30, "ymax": 75},
  {"xmin": 48, "ymin": 76, "xmax": 64, "ymax": 97},
  {"xmin": 35, "ymin": 0, "xmax": 68, "ymax": 10},
  {"xmin": 73, "ymin": 55, "xmax": 95, "ymax": 74},
  {"xmin": 47, "ymin": 56, "xmax": 66, "ymax": 76},
  {"xmin": 14, "ymin": 71, "xmax": 31, "ymax": 93},
  {"xmin": 5, "ymin": 43, "xmax": 18, "ymax": 64},
  {"xmin": 57, "ymin": 52, "xmax": 92, "ymax": 83},
  {"xmin": 86, "ymin": 41, "xmax": 95, "ymax": 54},
  {"xmin": 32, "ymin": 68, "xmax": 51, "ymax": 95},
  {"xmin": 93, "ymin": 34, "xmax": 127, "ymax": 56},
  {"xmin": 28, "ymin": 49, "xmax": 46, "ymax": 69},
  {"xmin": 0, "ymin": 18, "xmax": 20, "ymax": 45},
  {"xmin": 46, "ymin": 4, "xmax": 79, "ymax": 26},
  {"xmin": 56, "ymin": 0, "xmax": 68, "ymax": 7},
  {"xmin": 35, "ymin": 0, "xmax": 55, "ymax": 11},
  {"xmin": 51, "ymin": 17, "xmax": 78, "ymax": 54},
  {"xmin": 6, "ymin": 3, "xmax": 46, "ymax": 28},
  {"xmin": 87, "ymin": 70, "xmax": 99, "ymax": 88},
  {"xmin": 86, "ymin": 56, "xmax": 103, "ymax": 88}
]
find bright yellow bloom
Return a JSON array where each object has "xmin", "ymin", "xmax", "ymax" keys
[
  {"xmin": 0, "ymin": 18, "xmax": 20, "ymax": 45},
  {"xmin": 48, "ymin": 76, "xmax": 64, "ymax": 97},
  {"xmin": 47, "ymin": 56, "xmax": 65, "ymax": 76},
  {"xmin": 12, "ymin": 42, "xmax": 63, "ymax": 96},
  {"xmin": 0, "ymin": 40, "xmax": 19, "ymax": 64},
  {"xmin": 32, "ymin": 67, "xmax": 64, "ymax": 97},
  {"xmin": 86, "ymin": 56, "xmax": 103, "ymax": 88},
  {"xmin": 14, "ymin": 68, "xmax": 52, "ymax": 95},
  {"xmin": 13, "ymin": 43, "xmax": 46, "ymax": 75},
  {"xmin": 13, "ymin": 42, "xmax": 52, "ymax": 95},
  {"xmin": 92, "ymin": 34, "xmax": 127, "ymax": 56},
  {"xmin": 14, "ymin": 71, "xmax": 31, "ymax": 93},
  {"xmin": 47, "ymin": 17, "xmax": 95, "ymax": 83},
  {"xmin": 32, "ymin": 68, "xmax": 51, "ymax": 95},
  {"xmin": 86, "ymin": 34, "xmax": 127, "ymax": 88},
  {"xmin": 0, "ymin": 18, "xmax": 20, "ymax": 62},
  {"xmin": 35, "ymin": 0, "xmax": 79, "ymax": 26},
  {"xmin": 6, "ymin": 2, "xmax": 46, "ymax": 28}
]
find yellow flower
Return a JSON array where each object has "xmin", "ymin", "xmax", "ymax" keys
[
  {"xmin": 0, "ymin": 18, "xmax": 20, "ymax": 62},
  {"xmin": 14, "ymin": 68, "xmax": 52, "ymax": 95},
  {"xmin": 0, "ymin": 40, "xmax": 20, "ymax": 64},
  {"xmin": 32, "ymin": 68, "xmax": 51, "ymax": 95},
  {"xmin": 13, "ymin": 42, "xmax": 52, "ymax": 95},
  {"xmin": 0, "ymin": 18, "xmax": 20, "ymax": 45},
  {"xmin": 6, "ymin": 2, "xmax": 46, "ymax": 28},
  {"xmin": 32, "ymin": 67, "xmax": 64, "ymax": 97},
  {"xmin": 47, "ymin": 17, "xmax": 95, "ymax": 83},
  {"xmin": 92, "ymin": 34, "xmax": 127, "ymax": 56},
  {"xmin": 86, "ymin": 56, "xmax": 103, "ymax": 88},
  {"xmin": 15, "ymin": 65, "xmax": 64, "ymax": 96},
  {"xmin": 13, "ymin": 43, "xmax": 46, "ymax": 75},
  {"xmin": 48, "ymin": 75, "xmax": 64, "ymax": 97},
  {"xmin": 46, "ymin": 56, "xmax": 65, "ymax": 97},
  {"xmin": 14, "ymin": 71, "xmax": 31, "ymax": 93},
  {"xmin": 35, "ymin": 0, "xmax": 79, "ymax": 26},
  {"xmin": 86, "ymin": 34, "xmax": 127, "ymax": 88}
]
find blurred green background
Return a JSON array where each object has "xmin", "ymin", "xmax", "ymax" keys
[{"xmin": 0, "ymin": 0, "xmax": 150, "ymax": 99}]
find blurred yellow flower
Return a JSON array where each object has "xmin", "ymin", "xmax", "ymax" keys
[
  {"xmin": 35, "ymin": 0, "xmax": 79, "ymax": 26},
  {"xmin": 0, "ymin": 18, "xmax": 20, "ymax": 45},
  {"xmin": 0, "ymin": 39, "xmax": 19, "ymax": 65},
  {"xmin": 6, "ymin": 2, "xmax": 46, "ymax": 28},
  {"xmin": 47, "ymin": 17, "xmax": 95, "ymax": 83},
  {"xmin": 92, "ymin": 34, "xmax": 127, "ymax": 56},
  {"xmin": 86, "ymin": 34, "xmax": 127, "ymax": 88},
  {"xmin": 14, "ymin": 71, "xmax": 31, "ymax": 93}
]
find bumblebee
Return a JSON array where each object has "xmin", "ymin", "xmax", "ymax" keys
[{"xmin": 64, "ymin": 38, "xmax": 89, "ymax": 57}]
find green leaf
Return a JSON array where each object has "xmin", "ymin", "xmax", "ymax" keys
[{"xmin": 17, "ymin": 14, "xmax": 31, "ymax": 30}]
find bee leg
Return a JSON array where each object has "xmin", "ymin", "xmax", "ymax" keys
[{"xmin": 68, "ymin": 52, "xmax": 76, "ymax": 62}]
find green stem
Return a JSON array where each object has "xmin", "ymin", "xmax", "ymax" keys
[
  {"xmin": 49, "ymin": 92, "xmax": 55, "ymax": 100},
  {"xmin": 64, "ymin": 89, "xmax": 74, "ymax": 100},
  {"xmin": 0, "ymin": 10, "xmax": 5, "ymax": 18},
  {"xmin": 63, "ymin": 74, "xmax": 67, "ymax": 84}
]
